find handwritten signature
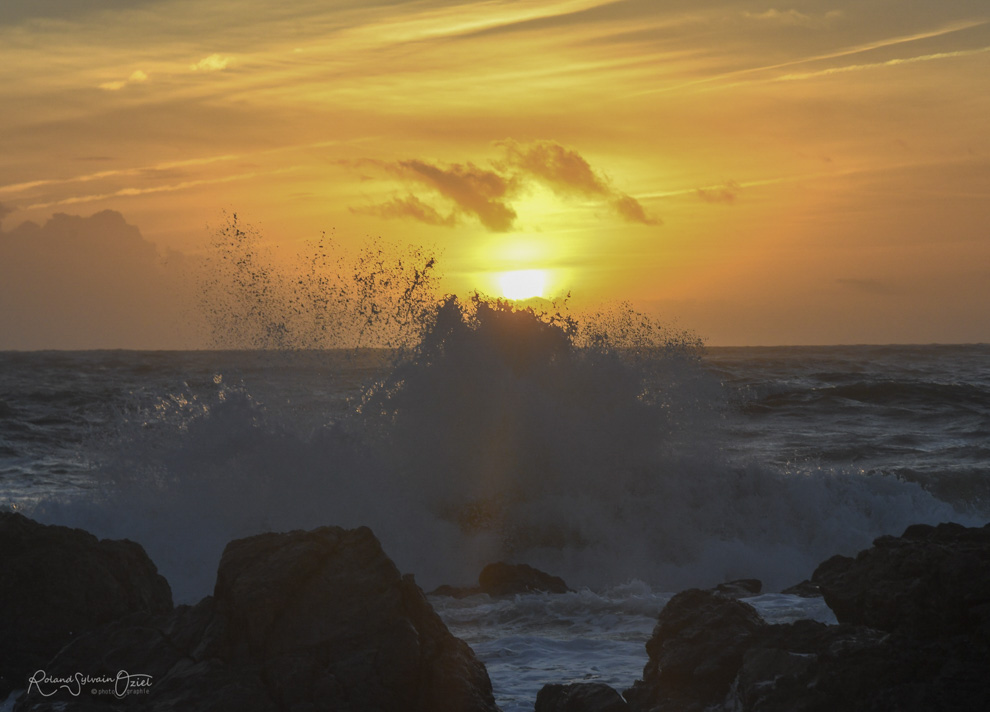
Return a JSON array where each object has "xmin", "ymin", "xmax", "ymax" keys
[{"xmin": 28, "ymin": 670, "xmax": 153, "ymax": 698}]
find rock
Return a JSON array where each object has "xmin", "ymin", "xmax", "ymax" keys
[
  {"xmin": 712, "ymin": 578, "xmax": 762, "ymax": 598},
  {"xmin": 0, "ymin": 513, "xmax": 172, "ymax": 700},
  {"xmin": 13, "ymin": 525, "xmax": 499, "ymax": 712},
  {"xmin": 624, "ymin": 589, "xmax": 764, "ymax": 712},
  {"xmin": 624, "ymin": 521, "xmax": 990, "ymax": 712},
  {"xmin": 811, "ymin": 521, "xmax": 990, "ymax": 640},
  {"xmin": 478, "ymin": 561, "xmax": 571, "ymax": 595},
  {"xmin": 536, "ymin": 682, "xmax": 629, "ymax": 712},
  {"xmin": 779, "ymin": 579, "xmax": 821, "ymax": 597},
  {"xmin": 429, "ymin": 584, "xmax": 484, "ymax": 598}
]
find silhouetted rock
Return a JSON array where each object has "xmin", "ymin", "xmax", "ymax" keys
[
  {"xmin": 0, "ymin": 512, "xmax": 172, "ymax": 699},
  {"xmin": 478, "ymin": 561, "xmax": 571, "ymax": 595},
  {"xmin": 624, "ymin": 522, "xmax": 990, "ymax": 712},
  {"xmin": 812, "ymin": 521, "xmax": 990, "ymax": 640},
  {"xmin": 429, "ymin": 584, "xmax": 484, "ymax": 598},
  {"xmin": 779, "ymin": 579, "xmax": 821, "ymax": 597},
  {"xmin": 624, "ymin": 589, "xmax": 763, "ymax": 711},
  {"xmin": 712, "ymin": 578, "xmax": 762, "ymax": 598},
  {"xmin": 14, "ymin": 526, "xmax": 499, "ymax": 712},
  {"xmin": 536, "ymin": 682, "xmax": 629, "ymax": 712}
]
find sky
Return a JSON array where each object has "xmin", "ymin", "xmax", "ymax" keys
[{"xmin": 1, "ymin": 0, "xmax": 988, "ymax": 348}]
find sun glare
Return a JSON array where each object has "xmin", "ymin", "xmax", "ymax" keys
[{"xmin": 499, "ymin": 269, "xmax": 547, "ymax": 300}]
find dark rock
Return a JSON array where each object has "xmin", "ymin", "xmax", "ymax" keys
[
  {"xmin": 429, "ymin": 584, "xmax": 484, "ymax": 598},
  {"xmin": 14, "ymin": 525, "xmax": 499, "ymax": 712},
  {"xmin": 712, "ymin": 578, "xmax": 762, "ymax": 598},
  {"xmin": 478, "ymin": 561, "xmax": 571, "ymax": 595},
  {"xmin": 625, "ymin": 521, "xmax": 990, "ymax": 712},
  {"xmin": 624, "ymin": 589, "xmax": 763, "ymax": 711},
  {"xmin": 0, "ymin": 513, "xmax": 172, "ymax": 699},
  {"xmin": 779, "ymin": 579, "xmax": 821, "ymax": 597},
  {"xmin": 536, "ymin": 682, "xmax": 629, "ymax": 712},
  {"xmin": 811, "ymin": 521, "xmax": 990, "ymax": 640}
]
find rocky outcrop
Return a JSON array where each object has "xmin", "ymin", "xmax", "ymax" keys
[
  {"xmin": 624, "ymin": 522, "xmax": 990, "ymax": 712},
  {"xmin": 431, "ymin": 561, "xmax": 571, "ymax": 598},
  {"xmin": 811, "ymin": 521, "xmax": 990, "ymax": 639},
  {"xmin": 536, "ymin": 682, "xmax": 629, "ymax": 712},
  {"xmin": 712, "ymin": 578, "xmax": 761, "ymax": 599},
  {"xmin": 13, "ymin": 525, "xmax": 499, "ymax": 712},
  {"xmin": 624, "ymin": 589, "xmax": 764, "ymax": 712},
  {"xmin": 0, "ymin": 512, "xmax": 172, "ymax": 699},
  {"xmin": 479, "ymin": 562, "xmax": 571, "ymax": 596}
]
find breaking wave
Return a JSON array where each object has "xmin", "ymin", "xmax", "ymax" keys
[{"xmin": 29, "ymin": 223, "xmax": 974, "ymax": 602}]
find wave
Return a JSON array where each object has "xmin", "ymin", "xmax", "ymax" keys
[{"xmin": 26, "ymin": 233, "xmax": 979, "ymax": 603}]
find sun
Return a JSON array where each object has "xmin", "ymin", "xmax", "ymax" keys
[{"xmin": 499, "ymin": 269, "xmax": 547, "ymax": 300}]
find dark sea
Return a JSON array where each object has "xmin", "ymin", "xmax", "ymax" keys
[{"xmin": 2, "ymin": 341, "xmax": 988, "ymax": 710}]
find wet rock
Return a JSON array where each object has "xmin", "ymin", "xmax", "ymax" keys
[
  {"xmin": 14, "ymin": 526, "xmax": 499, "ymax": 712},
  {"xmin": 429, "ymin": 584, "xmax": 483, "ymax": 599},
  {"xmin": 779, "ymin": 579, "xmax": 821, "ymax": 597},
  {"xmin": 712, "ymin": 578, "xmax": 762, "ymax": 598},
  {"xmin": 536, "ymin": 682, "xmax": 629, "ymax": 712},
  {"xmin": 624, "ymin": 589, "xmax": 763, "ymax": 711},
  {"xmin": 811, "ymin": 521, "xmax": 990, "ymax": 640},
  {"xmin": 0, "ymin": 513, "xmax": 172, "ymax": 699},
  {"xmin": 625, "ymin": 521, "xmax": 990, "ymax": 712},
  {"xmin": 478, "ymin": 561, "xmax": 571, "ymax": 595}
]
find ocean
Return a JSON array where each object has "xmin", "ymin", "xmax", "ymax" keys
[{"xmin": 2, "ymin": 331, "xmax": 988, "ymax": 710}]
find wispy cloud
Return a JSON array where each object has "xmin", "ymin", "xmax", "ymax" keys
[
  {"xmin": 696, "ymin": 180, "xmax": 740, "ymax": 204},
  {"xmin": 350, "ymin": 194, "xmax": 457, "ymax": 227},
  {"xmin": 25, "ymin": 169, "xmax": 294, "ymax": 210},
  {"xmin": 0, "ymin": 153, "xmax": 242, "ymax": 195},
  {"xmin": 190, "ymin": 54, "xmax": 231, "ymax": 72},
  {"xmin": 743, "ymin": 9, "xmax": 843, "ymax": 29},
  {"xmin": 777, "ymin": 45, "xmax": 990, "ymax": 82},
  {"xmin": 634, "ymin": 18, "xmax": 990, "ymax": 95},
  {"xmin": 99, "ymin": 69, "xmax": 148, "ymax": 91}
]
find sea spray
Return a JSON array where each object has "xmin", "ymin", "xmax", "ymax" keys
[{"xmin": 25, "ymin": 231, "xmax": 977, "ymax": 602}]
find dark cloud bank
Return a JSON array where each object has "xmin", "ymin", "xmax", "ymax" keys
[{"xmin": 0, "ymin": 206, "xmax": 197, "ymax": 350}]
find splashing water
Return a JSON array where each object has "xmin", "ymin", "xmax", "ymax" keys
[{"xmin": 26, "ymin": 225, "xmax": 975, "ymax": 603}]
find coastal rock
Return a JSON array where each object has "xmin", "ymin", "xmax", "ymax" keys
[
  {"xmin": 712, "ymin": 578, "xmax": 762, "ymax": 599},
  {"xmin": 14, "ymin": 525, "xmax": 499, "ymax": 712},
  {"xmin": 779, "ymin": 579, "xmax": 821, "ymax": 598},
  {"xmin": 811, "ymin": 521, "xmax": 990, "ymax": 640},
  {"xmin": 536, "ymin": 682, "xmax": 629, "ymax": 712},
  {"xmin": 624, "ymin": 589, "xmax": 763, "ymax": 711},
  {"xmin": 624, "ymin": 521, "xmax": 990, "ymax": 712},
  {"xmin": 478, "ymin": 561, "xmax": 571, "ymax": 595},
  {"xmin": 429, "ymin": 584, "xmax": 484, "ymax": 599},
  {"xmin": 0, "ymin": 512, "xmax": 172, "ymax": 699}
]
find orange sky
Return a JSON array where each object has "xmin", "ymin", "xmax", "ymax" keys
[{"xmin": 1, "ymin": 0, "xmax": 989, "ymax": 348}]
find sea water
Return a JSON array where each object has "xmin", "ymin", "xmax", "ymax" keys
[{"xmin": 1, "ymin": 335, "xmax": 988, "ymax": 710}]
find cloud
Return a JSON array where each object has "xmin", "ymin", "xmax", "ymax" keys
[
  {"xmin": 395, "ymin": 159, "xmax": 517, "ymax": 232},
  {"xmin": 346, "ymin": 141, "xmax": 660, "ymax": 231},
  {"xmin": 0, "ymin": 201, "xmax": 12, "ymax": 229},
  {"xmin": 350, "ymin": 194, "xmax": 457, "ymax": 227},
  {"xmin": 613, "ymin": 194, "xmax": 661, "ymax": 225},
  {"xmin": 743, "ymin": 9, "xmax": 843, "ymax": 29},
  {"xmin": 191, "ymin": 54, "xmax": 231, "ymax": 72},
  {"xmin": 0, "ymin": 210, "xmax": 197, "ymax": 349},
  {"xmin": 777, "ymin": 45, "xmax": 990, "ymax": 82},
  {"xmin": 99, "ymin": 69, "xmax": 148, "ymax": 91},
  {"xmin": 501, "ymin": 140, "xmax": 659, "ymax": 225},
  {"xmin": 696, "ymin": 180, "xmax": 740, "ymax": 204},
  {"xmin": 499, "ymin": 139, "xmax": 611, "ymax": 197}
]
